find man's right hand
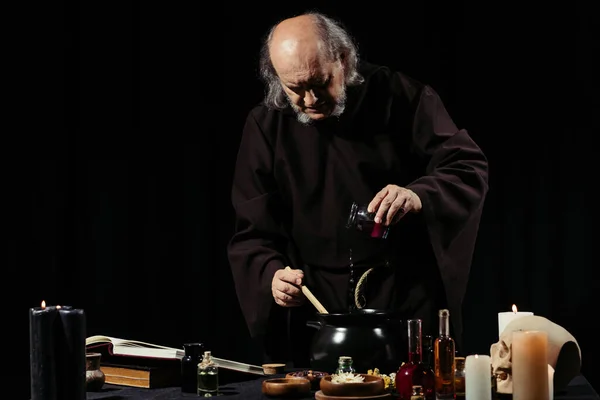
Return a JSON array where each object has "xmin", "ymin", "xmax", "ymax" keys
[{"xmin": 271, "ymin": 267, "xmax": 305, "ymax": 307}]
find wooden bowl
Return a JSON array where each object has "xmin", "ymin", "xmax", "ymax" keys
[
  {"xmin": 320, "ymin": 374, "xmax": 385, "ymax": 397},
  {"xmin": 262, "ymin": 377, "xmax": 311, "ymax": 397},
  {"xmin": 286, "ymin": 370, "xmax": 329, "ymax": 390},
  {"xmin": 262, "ymin": 363, "xmax": 286, "ymax": 375}
]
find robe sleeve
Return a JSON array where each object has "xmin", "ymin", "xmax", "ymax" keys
[
  {"xmin": 404, "ymin": 85, "xmax": 489, "ymax": 335},
  {"xmin": 227, "ymin": 110, "xmax": 291, "ymax": 340}
]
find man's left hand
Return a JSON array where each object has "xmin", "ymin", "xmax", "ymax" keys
[{"xmin": 367, "ymin": 184, "xmax": 422, "ymax": 225}]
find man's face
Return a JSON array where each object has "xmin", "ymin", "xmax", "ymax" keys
[{"xmin": 274, "ymin": 53, "xmax": 347, "ymax": 124}]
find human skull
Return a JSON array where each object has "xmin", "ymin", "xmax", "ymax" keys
[
  {"xmin": 490, "ymin": 315, "xmax": 581, "ymax": 394},
  {"xmin": 490, "ymin": 329, "xmax": 514, "ymax": 393}
]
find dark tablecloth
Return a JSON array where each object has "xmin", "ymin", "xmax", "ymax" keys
[{"xmin": 86, "ymin": 375, "xmax": 599, "ymax": 400}]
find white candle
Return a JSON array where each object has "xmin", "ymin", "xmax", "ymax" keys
[
  {"xmin": 512, "ymin": 330, "xmax": 549, "ymax": 400},
  {"xmin": 548, "ymin": 364, "xmax": 554, "ymax": 399},
  {"xmin": 465, "ymin": 354, "xmax": 491, "ymax": 400},
  {"xmin": 498, "ymin": 304, "xmax": 534, "ymax": 337}
]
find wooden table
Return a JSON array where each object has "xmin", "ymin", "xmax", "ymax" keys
[{"xmin": 85, "ymin": 374, "xmax": 599, "ymax": 399}]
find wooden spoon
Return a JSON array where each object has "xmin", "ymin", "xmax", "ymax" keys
[{"xmin": 285, "ymin": 266, "xmax": 328, "ymax": 314}]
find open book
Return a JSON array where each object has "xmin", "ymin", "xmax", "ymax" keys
[
  {"xmin": 86, "ymin": 335, "xmax": 264, "ymax": 375},
  {"xmin": 86, "ymin": 335, "xmax": 185, "ymax": 359}
]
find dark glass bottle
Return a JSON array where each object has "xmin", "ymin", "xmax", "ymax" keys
[
  {"xmin": 181, "ymin": 342, "xmax": 203, "ymax": 393},
  {"xmin": 422, "ymin": 335, "xmax": 434, "ymax": 370},
  {"xmin": 346, "ymin": 202, "xmax": 390, "ymax": 239},
  {"xmin": 395, "ymin": 319, "xmax": 435, "ymax": 400}
]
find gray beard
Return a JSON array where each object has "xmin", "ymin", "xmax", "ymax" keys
[{"xmin": 288, "ymin": 87, "xmax": 347, "ymax": 126}]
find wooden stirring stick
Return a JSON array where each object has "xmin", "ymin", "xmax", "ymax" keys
[{"xmin": 285, "ymin": 266, "xmax": 329, "ymax": 314}]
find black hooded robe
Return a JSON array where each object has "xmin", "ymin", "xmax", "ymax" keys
[{"xmin": 227, "ymin": 61, "xmax": 489, "ymax": 366}]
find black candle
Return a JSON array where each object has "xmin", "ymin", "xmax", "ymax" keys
[
  {"xmin": 29, "ymin": 302, "xmax": 86, "ymax": 400},
  {"xmin": 56, "ymin": 306, "xmax": 87, "ymax": 399},
  {"xmin": 29, "ymin": 303, "xmax": 59, "ymax": 400}
]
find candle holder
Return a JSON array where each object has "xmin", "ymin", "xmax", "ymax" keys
[{"xmin": 85, "ymin": 353, "xmax": 105, "ymax": 392}]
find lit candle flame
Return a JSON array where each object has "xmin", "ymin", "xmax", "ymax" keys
[
  {"xmin": 57, "ymin": 305, "xmax": 62, "ymax": 309},
  {"xmin": 41, "ymin": 300, "xmax": 46, "ymax": 309},
  {"xmin": 512, "ymin": 304, "xmax": 518, "ymax": 313}
]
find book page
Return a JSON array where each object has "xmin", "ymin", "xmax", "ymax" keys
[
  {"xmin": 86, "ymin": 335, "xmax": 182, "ymax": 351},
  {"xmin": 114, "ymin": 339, "xmax": 181, "ymax": 351},
  {"xmin": 112, "ymin": 346, "xmax": 182, "ymax": 359},
  {"xmin": 86, "ymin": 335, "xmax": 113, "ymax": 345}
]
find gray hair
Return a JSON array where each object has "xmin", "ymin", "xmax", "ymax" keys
[{"xmin": 258, "ymin": 12, "xmax": 364, "ymax": 110}]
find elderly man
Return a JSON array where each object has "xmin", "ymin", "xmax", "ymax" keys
[{"xmin": 227, "ymin": 11, "xmax": 489, "ymax": 367}]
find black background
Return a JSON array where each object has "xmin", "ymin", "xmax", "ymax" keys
[{"xmin": 11, "ymin": 2, "xmax": 596, "ymax": 396}]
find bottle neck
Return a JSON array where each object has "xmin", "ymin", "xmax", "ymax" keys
[
  {"xmin": 438, "ymin": 311, "xmax": 450, "ymax": 336},
  {"xmin": 201, "ymin": 351, "xmax": 213, "ymax": 366},
  {"xmin": 184, "ymin": 345, "xmax": 201, "ymax": 360},
  {"xmin": 346, "ymin": 203, "xmax": 358, "ymax": 228},
  {"xmin": 407, "ymin": 319, "xmax": 422, "ymax": 362}
]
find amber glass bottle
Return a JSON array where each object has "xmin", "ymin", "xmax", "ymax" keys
[{"xmin": 434, "ymin": 309, "xmax": 455, "ymax": 399}]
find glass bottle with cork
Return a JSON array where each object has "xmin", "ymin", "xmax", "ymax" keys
[
  {"xmin": 336, "ymin": 356, "xmax": 355, "ymax": 374},
  {"xmin": 181, "ymin": 342, "xmax": 204, "ymax": 393},
  {"xmin": 434, "ymin": 309, "xmax": 456, "ymax": 399},
  {"xmin": 197, "ymin": 350, "xmax": 219, "ymax": 395},
  {"xmin": 395, "ymin": 319, "xmax": 435, "ymax": 400}
]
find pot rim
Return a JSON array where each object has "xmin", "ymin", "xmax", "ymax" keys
[
  {"xmin": 312, "ymin": 308, "xmax": 403, "ymax": 326},
  {"xmin": 317, "ymin": 308, "xmax": 396, "ymax": 316}
]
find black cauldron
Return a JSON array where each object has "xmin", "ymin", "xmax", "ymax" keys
[{"xmin": 307, "ymin": 309, "xmax": 406, "ymax": 374}]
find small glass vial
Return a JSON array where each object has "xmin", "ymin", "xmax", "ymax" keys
[
  {"xmin": 411, "ymin": 385, "xmax": 425, "ymax": 400},
  {"xmin": 336, "ymin": 356, "xmax": 355, "ymax": 374},
  {"xmin": 346, "ymin": 202, "xmax": 390, "ymax": 239},
  {"xmin": 181, "ymin": 342, "xmax": 203, "ymax": 393},
  {"xmin": 455, "ymin": 357, "xmax": 466, "ymax": 399},
  {"xmin": 197, "ymin": 351, "xmax": 219, "ymax": 395}
]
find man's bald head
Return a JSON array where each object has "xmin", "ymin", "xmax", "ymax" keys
[
  {"xmin": 258, "ymin": 12, "xmax": 364, "ymax": 121},
  {"xmin": 268, "ymin": 15, "xmax": 328, "ymax": 78}
]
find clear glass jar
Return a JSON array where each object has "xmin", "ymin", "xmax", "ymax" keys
[
  {"xmin": 411, "ymin": 385, "xmax": 425, "ymax": 400},
  {"xmin": 197, "ymin": 351, "xmax": 219, "ymax": 395},
  {"xmin": 336, "ymin": 356, "xmax": 355, "ymax": 374},
  {"xmin": 346, "ymin": 202, "xmax": 390, "ymax": 239}
]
